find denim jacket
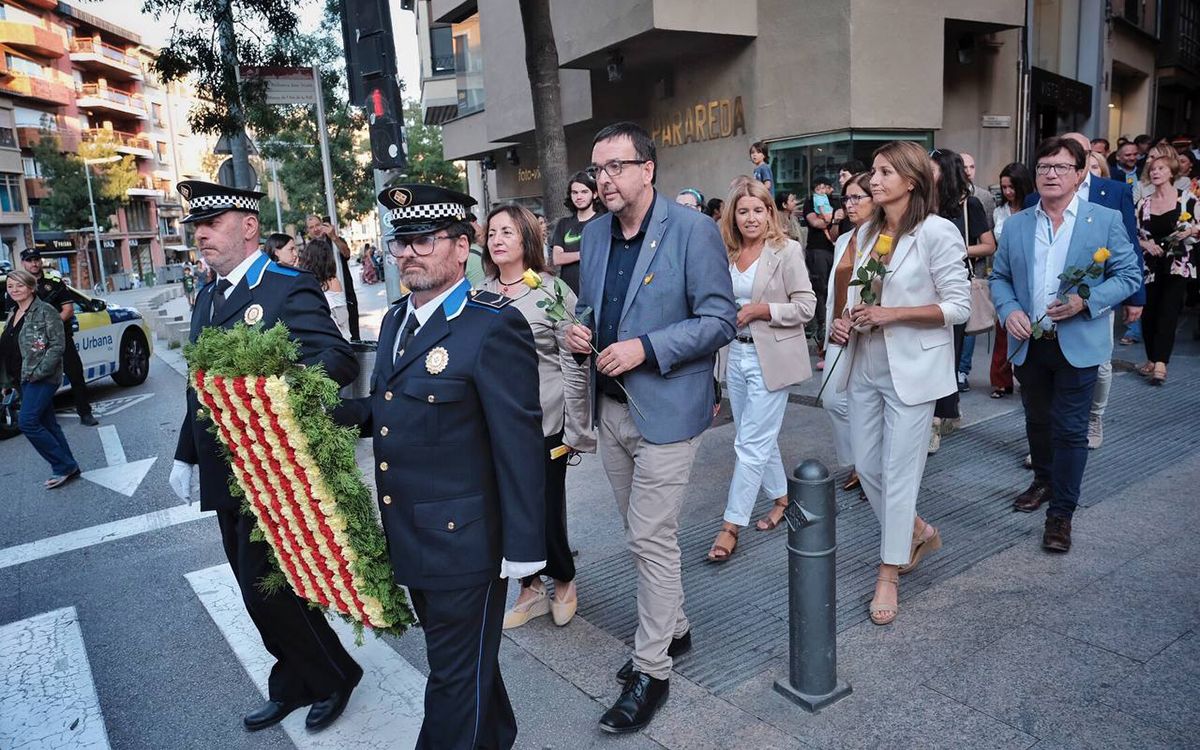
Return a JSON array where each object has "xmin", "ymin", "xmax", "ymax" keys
[{"xmin": 1, "ymin": 297, "xmax": 65, "ymax": 387}]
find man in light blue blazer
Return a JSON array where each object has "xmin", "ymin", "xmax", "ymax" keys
[
  {"xmin": 565, "ymin": 122, "xmax": 736, "ymax": 734},
  {"xmin": 990, "ymin": 137, "xmax": 1140, "ymax": 553}
]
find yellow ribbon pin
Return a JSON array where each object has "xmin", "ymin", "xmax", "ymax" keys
[{"xmin": 643, "ymin": 273, "xmax": 654, "ymax": 285}]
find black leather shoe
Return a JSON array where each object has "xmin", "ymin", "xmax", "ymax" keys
[
  {"xmin": 243, "ymin": 700, "xmax": 302, "ymax": 732},
  {"xmin": 305, "ymin": 687, "xmax": 354, "ymax": 731},
  {"xmin": 616, "ymin": 630, "xmax": 691, "ymax": 683},
  {"xmin": 1012, "ymin": 481, "xmax": 1051, "ymax": 513},
  {"xmin": 599, "ymin": 672, "xmax": 668, "ymax": 734},
  {"xmin": 79, "ymin": 414, "xmax": 99, "ymax": 426},
  {"xmin": 1042, "ymin": 515, "xmax": 1072, "ymax": 553}
]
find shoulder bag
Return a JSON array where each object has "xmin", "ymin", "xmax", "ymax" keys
[{"xmin": 963, "ymin": 199, "xmax": 996, "ymax": 335}]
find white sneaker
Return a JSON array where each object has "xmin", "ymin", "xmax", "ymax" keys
[
  {"xmin": 1087, "ymin": 417, "xmax": 1103, "ymax": 449},
  {"xmin": 928, "ymin": 419, "xmax": 942, "ymax": 454}
]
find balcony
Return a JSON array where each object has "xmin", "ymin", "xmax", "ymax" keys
[
  {"xmin": 69, "ymin": 37, "xmax": 143, "ymax": 80},
  {"xmin": 75, "ymin": 83, "xmax": 148, "ymax": 119},
  {"xmin": 16, "ymin": 125, "xmax": 81, "ymax": 151},
  {"xmin": 0, "ymin": 73, "xmax": 73, "ymax": 107},
  {"xmin": 25, "ymin": 177, "xmax": 49, "ymax": 200},
  {"xmin": 0, "ymin": 21, "xmax": 67, "ymax": 58},
  {"xmin": 82, "ymin": 128, "xmax": 153, "ymax": 158},
  {"xmin": 126, "ymin": 175, "xmax": 163, "ymax": 198}
]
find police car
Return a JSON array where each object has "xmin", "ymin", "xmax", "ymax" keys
[{"xmin": 1, "ymin": 272, "xmax": 152, "ymax": 388}]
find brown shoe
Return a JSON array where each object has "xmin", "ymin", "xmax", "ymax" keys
[
  {"xmin": 842, "ymin": 470, "xmax": 861, "ymax": 492},
  {"xmin": 1042, "ymin": 516, "xmax": 1072, "ymax": 553},
  {"xmin": 1012, "ymin": 481, "xmax": 1051, "ymax": 513}
]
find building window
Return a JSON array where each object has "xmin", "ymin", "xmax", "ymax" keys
[
  {"xmin": 156, "ymin": 141, "xmax": 169, "ymax": 161},
  {"xmin": 430, "ymin": 25, "xmax": 455, "ymax": 76},
  {"xmin": 22, "ymin": 157, "xmax": 43, "ymax": 178},
  {"xmin": 5, "ymin": 54, "xmax": 44, "ymax": 78},
  {"xmin": 452, "ymin": 14, "xmax": 484, "ymax": 116},
  {"xmin": 152, "ymin": 102, "xmax": 165, "ymax": 126},
  {"xmin": 126, "ymin": 199, "xmax": 152, "ymax": 231},
  {"xmin": 0, "ymin": 173, "xmax": 24, "ymax": 213},
  {"xmin": 0, "ymin": 126, "xmax": 15, "ymax": 149},
  {"xmin": 767, "ymin": 130, "xmax": 934, "ymax": 200},
  {"xmin": 14, "ymin": 106, "xmax": 55, "ymax": 129}
]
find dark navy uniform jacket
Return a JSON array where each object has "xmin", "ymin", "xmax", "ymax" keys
[
  {"xmin": 175, "ymin": 251, "xmax": 357, "ymax": 513},
  {"xmin": 336, "ymin": 279, "xmax": 546, "ymax": 592}
]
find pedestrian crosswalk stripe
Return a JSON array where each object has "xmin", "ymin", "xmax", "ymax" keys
[
  {"xmin": 186, "ymin": 565, "xmax": 426, "ymax": 748},
  {"xmin": 0, "ymin": 607, "xmax": 112, "ymax": 750},
  {"xmin": 0, "ymin": 504, "xmax": 212, "ymax": 571}
]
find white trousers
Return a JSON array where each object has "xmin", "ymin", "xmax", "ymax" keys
[
  {"xmin": 820, "ymin": 343, "xmax": 854, "ymax": 467},
  {"xmin": 723, "ymin": 341, "xmax": 789, "ymax": 526},
  {"xmin": 1090, "ymin": 359, "xmax": 1112, "ymax": 420},
  {"xmin": 847, "ymin": 331, "xmax": 936, "ymax": 565}
]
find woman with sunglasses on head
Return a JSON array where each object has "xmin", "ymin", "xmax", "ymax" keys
[
  {"xmin": 550, "ymin": 171, "xmax": 603, "ymax": 295},
  {"xmin": 707, "ymin": 179, "xmax": 815, "ymax": 561},
  {"xmin": 481, "ymin": 204, "xmax": 595, "ymax": 629},
  {"xmin": 822, "ymin": 172, "xmax": 874, "ymax": 493},
  {"xmin": 828, "ymin": 141, "xmax": 970, "ymax": 625}
]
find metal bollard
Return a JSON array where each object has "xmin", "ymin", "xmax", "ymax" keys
[
  {"xmin": 773, "ymin": 459, "xmax": 852, "ymax": 712},
  {"xmin": 342, "ymin": 340, "xmax": 378, "ymax": 400}
]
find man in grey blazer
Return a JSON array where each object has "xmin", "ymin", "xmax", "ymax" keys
[{"xmin": 565, "ymin": 122, "xmax": 736, "ymax": 733}]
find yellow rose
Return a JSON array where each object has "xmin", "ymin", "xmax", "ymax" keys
[
  {"xmin": 875, "ymin": 234, "xmax": 894, "ymax": 256},
  {"xmin": 1180, "ymin": 211, "xmax": 1192, "ymax": 222},
  {"xmin": 521, "ymin": 269, "xmax": 542, "ymax": 289},
  {"xmin": 1093, "ymin": 247, "xmax": 1111, "ymax": 264}
]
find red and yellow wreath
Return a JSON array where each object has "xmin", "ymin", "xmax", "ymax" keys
[{"xmin": 185, "ymin": 322, "xmax": 414, "ymax": 638}]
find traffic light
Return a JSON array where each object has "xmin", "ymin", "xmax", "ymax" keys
[
  {"xmin": 340, "ymin": 0, "xmax": 407, "ymax": 170},
  {"xmin": 366, "ymin": 76, "xmax": 407, "ymax": 170}
]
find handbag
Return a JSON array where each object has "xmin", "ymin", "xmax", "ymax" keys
[{"xmin": 961, "ymin": 199, "xmax": 996, "ymax": 335}]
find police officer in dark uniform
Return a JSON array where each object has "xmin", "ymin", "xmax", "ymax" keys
[
  {"xmin": 335, "ymin": 184, "xmax": 546, "ymax": 749},
  {"xmin": 166, "ymin": 180, "xmax": 363, "ymax": 733},
  {"xmin": 18, "ymin": 248, "xmax": 98, "ymax": 426}
]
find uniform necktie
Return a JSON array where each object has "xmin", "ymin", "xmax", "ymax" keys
[
  {"xmin": 210, "ymin": 279, "xmax": 232, "ymax": 322},
  {"xmin": 395, "ymin": 314, "xmax": 420, "ymax": 363}
]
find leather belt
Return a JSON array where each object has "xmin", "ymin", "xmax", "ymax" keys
[{"xmin": 735, "ymin": 334, "xmax": 754, "ymax": 344}]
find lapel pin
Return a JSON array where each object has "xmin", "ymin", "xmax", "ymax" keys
[
  {"xmin": 650, "ymin": 240, "xmax": 657, "ymax": 249},
  {"xmin": 643, "ymin": 272, "xmax": 654, "ymax": 285},
  {"xmin": 243, "ymin": 304, "xmax": 264, "ymax": 325},
  {"xmin": 425, "ymin": 346, "xmax": 449, "ymax": 375},
  {"xmin": 1086, "ymin": 216, "xmax": 1093, "ymax": 224}
]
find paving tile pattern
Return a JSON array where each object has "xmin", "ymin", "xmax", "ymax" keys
[{"xmin": 576, "ymin": 372, "xmax": 1200, "ymax": 695}]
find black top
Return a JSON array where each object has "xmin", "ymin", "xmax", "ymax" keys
[
  {"xmin": 946, "ymin": 196, "xmax": 990, "ymax": 245},
  {"xmin": 803, "ymin": 196, "xmax": 841, "ymax": 251},
  {"xmin": 550, "ymin": 212, "xmax": 600, "ymax": 294},
  {"xmin": 33, "ymin": 275, "xmax": 73, "ymax": 334},
  {"xmin": 1, "ymin": 312, "xmax": 25, "ymax": 385},
  {"xmin": 596, "ymin": 205, "xmax": 657, "ymax": 400},
  {"xmin": 1139, "ymin": 192, "xmax": 1193, "ymax": 243}
]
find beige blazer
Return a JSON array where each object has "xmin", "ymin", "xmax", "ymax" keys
[
  {"xmin": 830, "ymin": 214, "xmax": 971, "ymax": 405},
  {"xmin": 480, "ymin": 274, "xmax": 595, "ymax": 452},
  {"xmin": 716, "ymin": 238, "xmax": 817, "ymax": 391}
]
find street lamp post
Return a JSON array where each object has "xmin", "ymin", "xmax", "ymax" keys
[{"xmin": 83, "ymin": 155, "xmax": 120, "ymax": 293}]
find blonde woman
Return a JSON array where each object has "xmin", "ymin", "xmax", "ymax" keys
[
  {"xmin": 708, "ymin": 180, "xmax": 816, "ymax": 561},
  {"xmin": 482, "ymin": 204, "xmax": 595, "ymax": 629},
  {"xmin": 828, "ymin": 141, "xmax": 970, "ymax": 624}
]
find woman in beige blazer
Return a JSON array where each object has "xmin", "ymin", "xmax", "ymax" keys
[
  {"xmin": 829, "ymin": 141, "xmax": 970, "ymax": 625},
  {"xmin": 708, "ymin": 180, "xmax": 816, "ymax": 562},
  {"xmin": 478, "ymin": 204, "xmax": 595, "ymax": 629}
]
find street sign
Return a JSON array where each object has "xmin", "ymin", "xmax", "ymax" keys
[
  {"xmin": 238, "ymin": 66, "xmax": 318, "ymax": 105},
  {"xmin": 217, "ymin": 157, "xmax": 260, "ymax": 189}
]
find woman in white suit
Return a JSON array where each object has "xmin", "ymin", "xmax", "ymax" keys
[
  {"xmin": 821, "ymin": 172, "xmax": 874, "ymax": 492},
  {"xmin": 829, "ymin": 141, "xmax": 971, "ymax": 625},
  {"xmin": 708, "ymin": 179, "xmax": 816, "ymax": 562}
]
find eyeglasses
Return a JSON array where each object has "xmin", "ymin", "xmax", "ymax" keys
[
  {"xmin": 842, "ymin": 194, "xmax": 870, "ymax": 205},
  {"xmin": 584, "ymin": 159, "xmax": 648, "ymax": 180},
  {"xmin": 388, "ymin": 234, "xmax": 455, "ymax": 257},
  {"xmin": 1034, "ymin": 163, "xmax": 1079, "ymax": 176}
]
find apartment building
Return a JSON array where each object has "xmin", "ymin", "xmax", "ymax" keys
[{"xmin": 0, "ymin": 0, "xmax": 200, "ymax": 288}]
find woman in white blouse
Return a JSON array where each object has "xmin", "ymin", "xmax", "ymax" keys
[
  {"xmin": 708, "ymin": 179, "xmax": 816, "ymax": 562},
  {"xmin": 828, "ymin": 141, "xmax": 970, "ymax": 625}
]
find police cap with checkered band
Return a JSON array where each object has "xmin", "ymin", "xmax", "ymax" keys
[
  {"xmin": 379, "ymin": 183, "xmax": 476, "ymax": 237},
  {"xmin": 177, "ymin": 180, "xmax": 267, "ymax": 224}
]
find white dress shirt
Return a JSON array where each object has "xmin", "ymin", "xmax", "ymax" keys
[
  {"xmin": 215, "ymin": 250, "xmax": 265, "ymax": 297},
  {"xmin": 1077, "ymin": 173, "xmax": 1092, "ymax": 203},
  {"xmin": 391, "ymin": 279, "xmax": 463, "ymax": 363},
  {"xmin": 1033, "ymin": 195, "xmax": 1080, "ymax": 329}
]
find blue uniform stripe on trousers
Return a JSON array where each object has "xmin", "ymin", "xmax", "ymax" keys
[{"xmin": 473, "ymin": 579, "xmax": 495, "ymax": 748}]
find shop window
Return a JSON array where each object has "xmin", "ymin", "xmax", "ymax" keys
[
  {"xmin": 452, "ymin": 14, "xmax": 484, "ymax": 116},
  {"xmin": 767, "ymin": 130, "xmax": 934, "ymax": 201},
  {"xmin": 0, "ymin": 173, "xmax": 24, "ymax": 213}
]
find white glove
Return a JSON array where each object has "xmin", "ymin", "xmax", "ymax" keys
[
  {"xmin": 500, "ymin": 558, "xmax": 546, "ymax": 580},
  {"xmin": 169, "ymin": 460, "xmax": 195, "ymax": 505}
]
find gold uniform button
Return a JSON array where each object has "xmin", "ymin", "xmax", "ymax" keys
[
  {"xmin": 382, "ymin": 495, "xmax": 392, "ymax": 505},
  {"xmin": 427, "ymin": 394, "xmax": 436, "ymax": 403},
  {"xmin": 380, "ymin": 426, "xmax": 389, "ymax": 436},
  {"xmin": 379, "ymin": 461, "xmax": 389, "ymax": 471},
  {"xmin": 384, "ymin": 391, "xmax": 393, "ymax": 401},
  {"xmin": 447, "ymin": 521, "xmax": 456, "ymax": 531},
  {"xmin": 196, "ymin": 408, "xmax": 205, "ymax": 418}
]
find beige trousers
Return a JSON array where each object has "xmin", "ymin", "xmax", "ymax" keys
[{"xmin": 598, "ymin": 395, "xmax": 701, "ymax": 680}]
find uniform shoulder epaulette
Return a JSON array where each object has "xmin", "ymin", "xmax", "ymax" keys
[{"xmin": 467, "ymin": 289, "xmax": 512, "ymax": 311}]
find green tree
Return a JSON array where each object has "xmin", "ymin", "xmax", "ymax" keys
[
  {"xmin": 400, "ymin": 100, "xmax": 463, "ymax": 190},
  {"xmin": 31, "ymin": 133, "xmax": 140, "ymax": 232}
]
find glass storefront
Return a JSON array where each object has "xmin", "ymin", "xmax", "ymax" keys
[{"xmin": 767, "ymin": 130, "xmax": 934, "ymax": 199}]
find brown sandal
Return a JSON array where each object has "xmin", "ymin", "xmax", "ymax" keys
[
  {"xmin": 706, "ymin": 525, "xmax": 739, "ymax": 563},
  {"xmin": 898, "ymin": 519, "xmax": 942, "ymax": 575},
  {"xmin": 869, "ymin": 572, "xmax": 899, "ymax": 625},
  {"xmin": 755, "ymin": 498, "xmax": 789, "ymax": 531},
  {"xmin": 842, "ymin": 470, "xmax": 861, "ymax": 491}
]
